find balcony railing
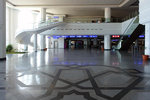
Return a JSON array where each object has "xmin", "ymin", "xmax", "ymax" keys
[{"xmin": 64, "ymin": 10, "xmax": 139, "ymax": 23}]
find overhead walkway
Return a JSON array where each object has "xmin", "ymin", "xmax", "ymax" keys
[
  {"xmin": 15, "ymin": 21, "xmax": 65, "ymax": 45},
  {"xmin": 15, "ymin": 16, "xmax": 140, "ymax": 49}
]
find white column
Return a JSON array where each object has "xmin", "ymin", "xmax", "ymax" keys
[
  {"xmin": 103, "ymin": 9, "xmax": 111, "ymax": 53},
  {"xmin": 40, "ymin": 8, "xmax": 46, "ymax": 50},
  {"xmin": 105, "ymin": 8, "xmax": 111, "ymax": 23},
  {"xmin": 46, "ymin": 36, "xmax": 51, "ymax": 49},
  {"xmin": 47, "ymin": 37, "xmax": 51, "ymax": 49},
  {"xmin": 139, "ymin": 0, "xmax": 150, "ymax": 56},
  {"xmin": 34, "ymin": 34, "xmax": 37, "ymax": 52},
  {"xmin": 0, "ymin": 0, "xmax": 6, "ymax": 59},
  {"xmin": 145, "ymin": 23, "xmax": 150, "ymax": 55},
  {"xmin": 41, "ymin": 8, "xmax": 46, "ymax": 22},
  {"xmin": 40, "ymin": 35, "xmax": 46, "ymax": 50},
  {"xmin": 104, "ymin": 35, "xmax": 111, "ymax": 50},
  {"xmin": 24, "ymin": 45, "xmax": 28, "ymax": 51},
  {"xmin": 50, "ymin": 37, "xmax": 55, "ymax": 49}
]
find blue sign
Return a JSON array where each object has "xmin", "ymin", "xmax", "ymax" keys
[
  {"xmin": 76, "ymin": 35, "xmax": 82, "ymax": 38},
  {"xmin": 112, "ymin": 39, "xmax": 119, "ymax": 42},
  {"xmin": 139, "ymin": 35, "xmax": 144, "ymax": 38},
  {"xmin": 83, "ymin": 35, "xmax": 89, "ymax": 38},
  {"xmin": 53, "ymin": 16, "xmax": 59, "ymax": 19},
  {"xmin": 52, "ymin": 35, "xmax": 98, "ymax": 38},
  {"xmin": 70, "ymin": 35, "xmax": 76, "ymax": 38}
]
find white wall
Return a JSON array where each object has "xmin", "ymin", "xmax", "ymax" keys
[
  {"xmin": 41, "ymin": 23, "xmax": 122, "ymax": 35},
  {"xmin": 139, "ymin": 0, "xmax": 150, "ymax": 24},
  {"xmin": 6, "ymin": 7, "xmax": 19, "ymax": 49},
  {"xmin": 50, "ymin": 37, "xmax": 64, "ymax": 49},
  {"xmin": 40, "ymin": 17, "xmax": 138, "ymax": 36},
  {"xmin": 6, "ymin": 5, "xmax": 39, "ymax": 51},
  {"xmin": 58, "ymin": 38, "xmax": 64, "ymax": 48},
  {"xmin": 139, "ymin": 0, "xmax": 150, "ymax": 55}
]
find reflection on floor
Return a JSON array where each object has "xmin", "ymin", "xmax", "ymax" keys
[{"xmin": 1, "ymin": 49, "xmax": 150, "ymax": 100}]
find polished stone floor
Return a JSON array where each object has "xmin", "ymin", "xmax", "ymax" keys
[{"xmin": 1, "ymin": 49, "xmax": 150, "ymax": 100}]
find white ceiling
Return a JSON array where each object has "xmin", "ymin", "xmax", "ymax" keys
[
  {"xmin": 8, "ymin": 0, "xmax": 126, "ymax": 5},
  {"xmin": 7, "ymin": 0, "xmax": 138, "ymax": 17}
]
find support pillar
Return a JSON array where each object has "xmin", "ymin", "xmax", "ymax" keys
[
  {"xmin": 40, "ymin": 8, "xmax": 46, "ymax": 50},
  {"xmin": 105, "ymin": 8, "xmax": 111, "ymax": 23},
  {"xmin": 0, "ymin": 0, "xmax": 6, "ymax": 60},
  {"xmin": 104, "ymin": 8, "xmax": 111, "ymax": 50},
  {"xmin": 40, "ymin": 35, "xmax": 46, "ymax": 50},
  {"xmin": 34, "ymin": 34, "xmax": 37, "ymax": 52},
  {"xmin": 145, "ymin": 23, "xmax": 150, "ymax": 55},
  {"xmin": 40, "ymin": 8, "xmax": 46, "ymax": 22},
  {"xmin": 47, "ymin": 37, "xmax": 51, "ymax": 49},
  {"xmin": 24, "ymin": 45, "xmax": 28, "ymax": 52},
  {"xmin": 104, "ymin": 35, "xmax": 111, "ymax": 50}
]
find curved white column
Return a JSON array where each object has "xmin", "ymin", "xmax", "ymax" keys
[{"xmin": 0, "ymin": 0, "xmax": 6, "ymax": 59}]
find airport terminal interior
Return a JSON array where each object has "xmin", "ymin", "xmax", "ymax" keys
[{"xmin": 1, "ymin": 0, "xmax": 150, "ymax": 100}]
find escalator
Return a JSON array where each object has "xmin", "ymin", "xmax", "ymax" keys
[
  {"xmin": 116, "ymin": 16, "xmax": 145, "ymax": 51},
  {"xmin": 120, "ymin": 24, "xmax": 145, "ymax": 50}
]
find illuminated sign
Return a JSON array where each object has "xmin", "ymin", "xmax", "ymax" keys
[
  {"xmin": 112, "ymin": 35, "xmax": 120, "ymax": 38},
  {"xmin": 52, "ymin": 35, "xmax": 98, "ymax": 38},
  {"xmin": 139, "ymin": 35, "xmax": 144, "ymax": 38},
  {"xmin": 53, "ymin": 16, "xmax": 59, "ymax": 19},
  {"xmin": 112, "ymin": 39, "xmax": 119, "ymax": 42},
  {"xmin": 83, "ymin": 35, "xmax": 89, "ymax": 38},
  {"xmin": 128, "ymin": 35, "xmax": 144, "ymax": 38},
  {"xmin": 76, "ymin": 35, "xmax": 82, "ymax": 38},
  {"xmin": 70, "ymin": 35, "xmax": 76, "ymax": 38}
]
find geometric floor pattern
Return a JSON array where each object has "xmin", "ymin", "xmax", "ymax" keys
[{"xmin": 6, "ymin": 65, "xmax": 150, "ymax": 100}]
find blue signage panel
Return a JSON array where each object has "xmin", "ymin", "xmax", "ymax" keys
[
  {"xmin": 53, "ymin": 16, "xmax": 59, "ymax": 19},
  {"xmin": 52, "ymin": 35, "xmax": 98, "ymax": 38}
]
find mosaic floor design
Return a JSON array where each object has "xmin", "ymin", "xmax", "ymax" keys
[{"xmin": 5, "ymin": 65, "xmax": 150, "ymax": 100}]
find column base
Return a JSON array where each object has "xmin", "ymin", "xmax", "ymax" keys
[
  {"xmin": 0, "ymin": 58, "xmax": 6, "ymax": 61},
  {"xmin": 40, "ymin": 48, "xmax": 47, "ymax": 51}
]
